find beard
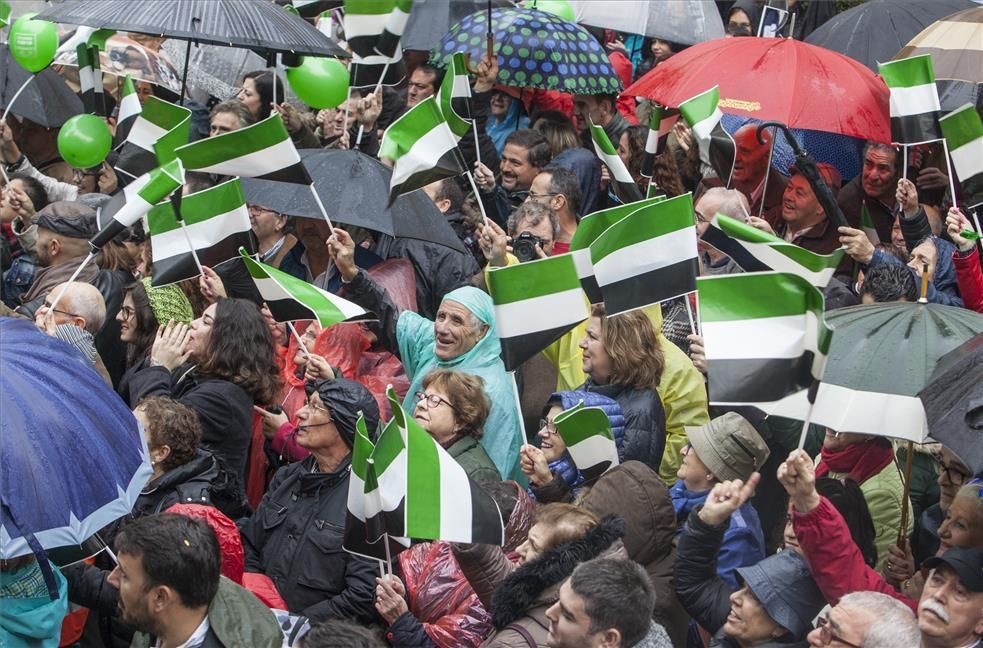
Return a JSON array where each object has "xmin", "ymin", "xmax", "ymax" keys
[{"xmin": 119, "ymin": 598, "xmax": 162, "ymax": 636}]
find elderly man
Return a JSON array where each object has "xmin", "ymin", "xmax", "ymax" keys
[
  {"xmin": 34, "ymin": 281, "xmax": 111, "ymax": 381},
  {"xmin": 209, "ymin": 100, "xmax": 256, "ymax": 138},
  {"xmin": 480, "ymin": 201, "xmax": 558, "ymax": 268},
  {"xmin": 327, "ymin": 227, "xmax": 522, "ymax": 479},
  {"xmin": 474, "ymin": 129, "xmax": 553, "ymax": 228},
  {"xmin": 806, "ymin": 591, "xmax": 921, "ymax": 647},
  {"xmin": 749, "ymin": 163, "xmax": 843, "ymax": 255},
  {"xmin": 572, "ymin": 93, "xmax": 631, "ymax": 144},
  {"xmin": 247, "ymin": 203, "xmax": 305, "ymax": 279},
  {"xmin": 695, "ymin": 187, "xmax": 752, "ymax": 276}
]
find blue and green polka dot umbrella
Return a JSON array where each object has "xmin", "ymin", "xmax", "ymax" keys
[{"xmin": 431, "ymin": 6, "xmax": 622, "ymax": 94}]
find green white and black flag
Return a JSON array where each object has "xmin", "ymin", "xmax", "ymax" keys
[
  {"xmin": 554, "ymin": 402, "xmax": 619, "ymax": 483},
  {"xmin": 147, "ymin": 178, "xmax": 254, "ymax": 286},
  {"xmin": 679, "ymin": 86, "xmax": 736, "ymax": 188},
  {"xmin": 590, "ymin": 120, "xmax": 644, "ymax": 204},
  {"xmin": 940, "ymin": 103, "xmax": 983, "ymax": 203},
  {"xmin": 176, "ymin": 113, "xmax": 311, "ymax": 185},
  {"xmin": 590, "ymin": 193, "xmax": 699, "ymax": 315},
  {"xmin": 379, "ymin": 96, "xmax": 467, "ymax": 201},
  {"xmin": 115, "ymin": 97, "xmax": 191, "ymax": 181},
  {"xmin": 640, "ymin": 105, "xmax": 678, "ymax": 179},
  {"xmin": 698, "ymin": 272, "xmax": 831, "ymax": 413},
  {"xmin": 373, "ymin": 0, "xmax": 413, "ymax": 58},
  {"xmin": 113, "ymin": 75, "xmax": 141, "ymax": 148},
  {"xmin": 488, "ymin": 254, "xmax": 589, "ymax": 371},
  {"xmin": 879, "ymin": 54, "xmax": 942, "ymax": 145},
  {"xmin": 91, "ymin": 159, "xmax": 185, "ymax": 248},
  {"xmin": 76, "ymin": 44, "xmax": 105, "ymax": 116},
  {"xmin": 714, "ymin": 214, "xmax": 845, "ymax": 287},
  {"xmin": 241, "ymin": 250, "xmax": 371, "ymax": 327},
  {"xmin": 439, "ymin": 52, "xmax": 472, "ymax": 140},
  {"xmin": 344, "ymin": 0, "xmax": 407, "ymax": 87}
]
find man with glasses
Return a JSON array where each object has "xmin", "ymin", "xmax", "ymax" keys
[
  {"xmin": 525, "ymin": 165, "xmax": 582, "ymax": 255},
  {"xmin": 32, "ymin": 280, "xmax": 111, "ymax": 383},
  {"xmin": 807, "ymin": 591, "xmax": 920, "ymax": 647},
  {"xmin": 913, "ymin": 448, "xmax": 975, "ymax": 566}
]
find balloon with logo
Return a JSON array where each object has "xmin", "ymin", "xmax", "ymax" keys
[
  {"xmin": 286, "ymin": 57, "xmax": 349, "ymax": 109},
  {"xmin": 57, "ymin": 115, "xmax": 113, "ymax": 169},
  {"xmin": 8, "ymin": 13, "xmax": 58, "ymax": 72}
]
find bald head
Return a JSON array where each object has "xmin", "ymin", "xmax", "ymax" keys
[
  {"xmin": 732, "ymin": 125, "xmax": 772, "ymax": 191},
  {"xmin": 695, "ymin": 187, "xmax": 750, "ymax": 236},
  {"xmin": 39, "ymin": 282, "xmax": 106, "ymax": 334}
]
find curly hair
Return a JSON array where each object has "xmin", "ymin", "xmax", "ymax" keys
[
  {"xmin": 198, "ymin": 299, "xmax": 282, "ymax": 405},
  {"xmin": 622, "ymin": 124, "xmax": 648, "ymax": 181},
  {"xmin": 122, "ymin": 281, "xmax": 158, "ymax": 367},
  {"xmin": 423, "ymin": 369, "xmax": 491, "ymax": 439},
  {"xmin": 592, "ymin": 304, "xmax": 664, "ymax": 392},
  {"xmin": 137, "ymin": 396, "xmax": 202, "ymax": 472}
]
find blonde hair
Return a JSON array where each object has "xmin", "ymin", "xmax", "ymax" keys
[
  {"xmin": 592, "ymin": 304, "xmax": 664, "ymax": 392},
  {"xmin": 534, "ymin": 503, "xmax": 599, "ymax": 551}
]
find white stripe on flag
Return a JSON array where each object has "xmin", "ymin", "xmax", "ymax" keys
[
  {"xmin": 390, "ymin": 124, "xmax": 457, "ymax": 187},
  {"xmin": 496, "ymin": 288, "xmax": 585, "ymax": 339},
  {"xmin": 112, "ymin": 194, "xmax": 153, "ymax": 230},
  {"xmin": 375, "ymin": 452, "xmax": 407, "ymax": 516},
  {"xmin": 118, "ymin": 91, "xmax": 141, "ymax": 124},
  {"xmin": 951, "ymin": 141, "xmax": 983, "ymax": 180},
  {"xmin": 691, "ymin": 107, "xmax": 722, "ymax": 146},
  {"xmin": 703, "ymin": 313, "xmax": 823, "ymax": 361},
  {"xmin": 348, "ymin": 473, "xmax": 366, "ymax": 519},
  {"xmin": 127, "ymin": 119, "xmax": 168, "ymax": 152},
  {"xmin": 437, "ymin": 449, "xmax": 472, "ymax": 541},
  {"xmin": 593, "ymin": 226, "xmax": 697, "ymax": 284},
  {"xmin": 387, "ymin": 7, "xmax": 410, "ymax": 34},
  {"xmin": 451, "ymin": 75, "xmax": 471, "ymax": 99},
  {"xmin": 739, "ymin": 242, "xmax": 837, "ymax": 286},
  {"xmin": 344, "ymin": 13, "xmax": 388, "ymax": 38},
  {"xmin": 191, "ymin": 138, "xmax": 300, "ymax": 178},
  {"xmin": 644, "ymin": 129, "xmax": 659, "ymax": 156},
  {"xmin": 252, "ymin": 275, "xmax": 368, "ymax": 320},
  {"xmin": 572, "ymin": 248, "xmax": 593, "ymax": 279},
  {"xmin": 568, "ymin": 434, "xmax": 618, "ymax": 466},
  {"xmin": 889, "ymin": 83, "xmax": 941, "ymax": 117},
  {"xmin": 152, "ymin": 206, "xmax": 249, "ymax": 260},
  {"xmin": 352, "ymin": 52, "xmax": 401, "ymax": 65},
  {"xmin": 596, "ymin": 149, "xmax": 634, "ymax": 185}
]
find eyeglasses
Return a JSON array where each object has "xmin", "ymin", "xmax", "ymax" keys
[
  {"xmin": 526, "ymin": 191, "xmax": 559, "ymax": 201},
  {"xmin": 941, "ymin": 464, "xmax": 971, "ymax": 487},
  {"xmin": 71, "ymin": 168, "xmax": 100, "ymax": 184},
  {"xmin": 537, "ymin": 418, "xmax": 558, "ymax": 436},
  {"xmin": 303, "ymin": 398, "xmax": 333, "ymax": 420},
  {"xmin": 119, "ymin": 305, "xmax": 136, "ymax": 320},
  {"xmin": 814, "ymin": 614, "xmax": 863, "ymax": 648},
  {"xmin": 694, "ymin": 210, "xmax": 709, "ymax": 224},
  {"xmin": 415, "ymin": 391, "xmax": 455, "ymax": 411},
  {"xmin": 42, "ymin": 300, "xmax": 81, "ymax": 319}
]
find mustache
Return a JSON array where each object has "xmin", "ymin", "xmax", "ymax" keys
[{"xmin": 921, "ymin": 598, "xmax": 950, "ymax": 624}]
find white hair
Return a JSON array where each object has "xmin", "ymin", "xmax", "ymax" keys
[
  {"xmin": 838, "ymin": 592, "xmax": 920, "ymax": 648},
  {"xmin": 54, "ymin": 282, "xmax": 106, "ymax": 334},
  {"xmin": 697, "ymin": 187, "xmax": 750, "ymax": 220}
]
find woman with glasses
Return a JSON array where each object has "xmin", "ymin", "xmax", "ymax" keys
[
  {"xmin": 239, "ymin": 377, "xmax": 379, "ymax": 624},
  {"xmin": 412, "ymin": 369, "xmax": 500, "ymax": 483}
]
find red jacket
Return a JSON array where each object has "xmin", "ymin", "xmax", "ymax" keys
[
  {"xmin": 953, "ymin": 249, "xmax": 983, "ymax": 313},
  {"xmin": 793, "ymin": 496, "xmax": 917, "ymax": 613}
]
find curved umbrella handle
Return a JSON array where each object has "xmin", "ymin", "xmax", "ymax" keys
[{"xmin": 464, "ymin": 33, "xmax": 496, "ymax": 75}]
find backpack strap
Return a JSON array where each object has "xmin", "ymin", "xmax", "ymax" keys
[{"xmin": 505, "ymin": 623, "xmax": 538, "ymax": 648}]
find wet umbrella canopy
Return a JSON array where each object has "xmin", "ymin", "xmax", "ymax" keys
[{"xmin": 1, "ymin": 44, "xmax": 84, "ymax": 128}]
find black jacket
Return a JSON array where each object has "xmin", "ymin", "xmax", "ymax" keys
[
  {"xmin": 91, "ymin": 268, "xmax": 133, "ymax": 388},
  {"xmin": 674, "ymin": 508, "xmax": 736, "ymax": 638},
  {"xmin": 239, "ymin": 456, "xmax": 376, "ymax": 623},
  {"xmin": 580, "ymin": 379, "xmax": 667, "ymax": 472},
  {"xmin": 386, "ymin": 612, "xmax": 438, "ymax": 648},
  {"xmin": 133, "ymin": 449, "xmax": 222, "ymax": 516},
  {"xmin": 127, "ymin": 363, "xmax": 253, "ymax": 482}
]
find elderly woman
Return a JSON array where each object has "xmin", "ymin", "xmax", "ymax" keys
[
  {"xmin": 414, "ymin": 369, "xmax": 500, "ymax": 483},
  {"xmin": 239, "ymin": 377, "xmax": 379, "ymax": 623},
  {"xmin": 327, "ymin": 227, "xmax": 522, "ymax": 480}
]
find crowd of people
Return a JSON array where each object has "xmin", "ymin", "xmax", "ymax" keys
[{"xmin": 2, "ymin": 1, "xmax": 983, "ymax": 647}]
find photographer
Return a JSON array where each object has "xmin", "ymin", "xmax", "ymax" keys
[{"xmin": 478, "ymin": 201, "xmax": 558, "ymax": 269}]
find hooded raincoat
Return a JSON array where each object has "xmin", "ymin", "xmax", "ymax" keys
[{"xmin": 0, "ymin": 560, "xmax": 67, "ymax": 648}]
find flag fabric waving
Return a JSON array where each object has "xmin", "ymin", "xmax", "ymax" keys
[
  {"xmin": 114, "ymin": 97, "xmax": 191, "ymax": 181},
  {"xmin": 698, "ymin": 272, "xmax": 832, "ymax": 414},
  {"xmin": 379, "ymin": 96, "xmax": 467, "ymax": 201},
  {"xmin": 373, "ymin": 0, "xmax": 413, "ymax": 59},
  {"xmin": 241, "ymin": 249, "xmax": 371, "ymax": 327},
  {"xmin": 487, "ymin": 254, "xmax": 589, "ymax": 372},
  {"xmin": 90, "ymin": 159, "xmax": 185, "ymax": 248},
  {"xmin": 147, "ymin": 178, "xmax": 253, "ymax": 286},
  {"xmin": 940, "ymin": 103, "xmax": 983, "ymax": 201},
  {"xmin": 76, "ymin": 43, "xmax": 105, "ymax": 116},
  {"xmin": 0, "ymin": 1, "xmax": 10, "ymax": 28},
  {"xmin": 365, "ymin": 416, "xmax": 409, "ymax": 542},
  {"xmin": 113, "ymin": 75, "xmax": 141, "ymax": 148},
  {"xmin": 590, "ymin": 193, "xmax": 699, "ymax": 315},
  {"xmin": 439, "ymin": 51, "xmax": 472, "ymax": 141},
  {"xmin": 568, "ymin": 196, "xmax": 669, "ymax": 303},
  {"xmin": 859, "ymin": 202, "xmax": 881, "ymax": 246},
  {"xmin": 554, "ymin": 402, "xmax": 620, "ymax": 483},
  {"xmin": 714, "ymin": 214, "xmax": 845, "ymax": 288},
  {"xmin": 878, "ymin": 54, "xmax": 942, "ymax": 145},
  {"xmin": 175, "ymin": 113, "xmax": 311, "ymax": 185},
  {"xmin": 344, "ymin": 0, "xmax": 408, "ymax": 87},
  {"xmin": 589, "ymin": 120, "xmax": 644, "ymax": 204},
  {"xmin": 679, "ymin": 86, "xmax": 736, "ymax": 188},
  {"xmin": 640, "ymin": 105, "xmax": 663, "ymax": 179}
]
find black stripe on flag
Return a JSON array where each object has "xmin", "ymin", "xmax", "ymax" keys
[
  {"xmin": 343, "ymin": 512, "xmax": 406, "ymax": 561},
  {"xmin": 891, "ymin": 113, "xmax": 943, "ymax": 145},
  {"xmin": 600, "ymin": 258, "xmax": 699, "ymax": 316},
  {"xmin": 255, "ymin": 160, "xmax": 312, "ymax": 185},
  {"xmin": 365, "ymin": 496, "xmax": 405, "ymax": 544},
  {"xmin": 579, "ymin": 460, "xmax": 615, "ymax": 486},
  {"xmin": 612, "ymin": 179, "xmax": 644, "ymax": 205},
  {"xmin": 709, "ymin": 356, "xmax": 816, "ymax": 403},
  {"xmin": 700, "ymin": 224, "xmax": 770, "ymax": 273},
  {"xmin": 468, "ymin": 480, "xmax": 506, "ymax": 546},
  {"xmin": 151, "ymin": 231, "xmax": 253, "ymax": 287},
  {"xmin": 709, "ymin": 123, "xmax": 736, "ymax": 188},
  {"xmin": 115, "ymin": 144, "xmax": 158, "ymax": 183},
  {"xmin": 390, "ymin": 148, "xmax": 466, "ymax": 203},
  {"xmin": 501, "ymin": 323, "xmax": 579, "ymax": 373},
  {"xmin": 581, "ymin": 275, "xmax": 602, "ymax": 306}
]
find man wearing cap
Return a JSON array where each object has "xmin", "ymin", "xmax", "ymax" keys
[
  {"xmin": 671, "ymin": 412, "xmax": 769, "ymax": 588},
  {"xmin": 919, "ymin": 547, "xmax": 983, "ymax": 648}
]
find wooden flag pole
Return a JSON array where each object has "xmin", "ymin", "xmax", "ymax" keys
[{"xmin": 897, "ymin": 440, "xmax": 916, "ymax": 549}]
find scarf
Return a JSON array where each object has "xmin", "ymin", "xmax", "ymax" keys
[
  {"xmin": 21, "ymin": 255, "xmax": 98, "ymax": 303},
  {"xmin": 816, "ymin": 438, "xmax": 894, "ymax": 484}
]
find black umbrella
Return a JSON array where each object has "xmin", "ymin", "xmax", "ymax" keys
[
  {"xmin": 919, "ymin": 333, "xmax": 983, "ymax": 475},
  {"xmin": 241, "ymin": 149, "xmax": 466, "ymax": 254},
  {"xmin": 401, "ymin": 0, "xmax": 510, "ymax": 52},
  {"xmin": 805, "ymin": 0, "xmax": 975, "ymax": 72},
  {"xmin": 1, "ymin": 45, "xmax": 84, "ymax": 128}
]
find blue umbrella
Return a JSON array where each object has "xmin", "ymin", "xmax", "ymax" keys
[
  {"xmin": 0, "ymin": 319, "xmax": 151, "ymax": 592},
  {"xmin": 431, "ymin": 6, "xmax": 623, "ymax": 94}
]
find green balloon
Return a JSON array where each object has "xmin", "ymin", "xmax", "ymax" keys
[
  {"xmin": 286, "ymin": 57, "xmax": 349, "ymax": 109},
  {"xmin": 57, "ymin": 115, "xmax": 112, "ymax": 169},
  {"xmin": 8, "ymin": 13, "xmax": 58, "ymax": 73},
  {"xmin": 530, "ymin": 0, "xmax": 576, "ymax": 22}
]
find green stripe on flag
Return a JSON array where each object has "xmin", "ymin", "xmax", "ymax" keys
[
  {"xmin": 569, "ymin": 196, "xmax": 668, "ymax": 251},
  {"xmin": 555, "ymin": 404, "xmax": 614, "ymax": 447},
  {"xmin": 379, "ymin": 96, "xmax": 446, "ymax": 161},
  {"xmin": 649, "ymin": 105, "xmax": 661, "ymax": 132},
  {"xmin": 0, "ymin": 1, "xmax": 10, "ymax": 28},
  {"xmin": 439, "ymin": 52, "xmax": 470, "ymax": 138},
  {"xmin": 351, "ymin": 415, "xmax": 374, "ymax": 482},
  {"xmin": 679, "ymin": 86, "xmax": 719, "ymax": 125},
  {"xmin": 716, "ymin": 214, "xmax": 844, "ymax": 273},
  {"xmin": 134, "ymin": 159, "xmax": 185, "ymax": 208},
  {"xmin": 177, "ymin": 113, "xmax": 291, "ymax": 168},
  {"xmin": 699, "ymin": 272, "xmax": 825, "ymax": 322},
  {"xmin": 589, "ymin": 193, "xmax": 695, "ymax": 263},
  {"xmin": 487, "ymin": 254, "xmax": 582, "ymax": 304},
  {"xmin": 879, "ymin": 55, "xmax": 936, "ymax": 89},
  {"xmin": 940, "ymin": 103, "xmax": 983, "ymax": 151},
  {"xmin": 860, "ymin": 202, "xmax": 880, "ymax": 244},
  {"xmin": 120, "ymin": 75, "xmax": 136, "ymax": 99},
  {"xmin": 405, "ymin": 404, "xmax": 441, "ymax": 539},
  {"xmin": 371, "ymin": 417, "xmax": 405, "ymax": 475},
  {"xmin": 142, "ymin": 96, "xmax": 191, "ymax": 131},
  {"xmin": 148, "ymin": 172, "xmax": 237, "ymax": 236},
  {"xmin": 589, "ymin": 123, "xmax": 617, "ymax": 156},
  {"xmin": 345, "ymin": 0, "xmax": 396, "ymax": 14},
  {"xmin": 87, "ymin": 28, "xmax": 115, "ymax": 49}
]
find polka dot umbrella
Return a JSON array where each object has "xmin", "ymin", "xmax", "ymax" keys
[{"xmin": 430, "ymin": 6, "xmax": 622, "ymax": 95}]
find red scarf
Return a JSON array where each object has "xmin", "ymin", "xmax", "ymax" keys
[{"xmin": 816, "ymin": 438, "xmax": 894, "ymax": 484}]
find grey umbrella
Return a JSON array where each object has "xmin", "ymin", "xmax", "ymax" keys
[
  {"xmin": 401, "ymin": 0, "xmax": 512, "ymax": 52},
  {"xmin": 241, "ymin": 149, "xmax": 466, "ymax": 254},
  {"xmin": 1, "ymin": 45, "xmax": 84, "ymax": 128}
]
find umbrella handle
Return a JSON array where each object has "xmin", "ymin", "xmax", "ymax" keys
[
  {"xmin": 755, "ymin": 121, "xmax": 803, "ymax": 156},
  {"xmin": 464, "ymin": 33, "xmax": 496, "ymax": 75}
]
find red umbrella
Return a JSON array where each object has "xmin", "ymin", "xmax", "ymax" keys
[{"xmin": 624, "ymin": 37, "xmax": 892, "ymax": 143}]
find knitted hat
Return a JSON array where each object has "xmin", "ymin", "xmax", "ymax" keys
[{"xmin": 140, "ymin": 277, "xmax": 193, "ymax": 325}]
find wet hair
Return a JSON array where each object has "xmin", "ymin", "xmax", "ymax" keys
[
  {"xmin": 184, "ymin": 172, "xmax": 217, "ymax": 195},
  {"xmin": 508, "ymin": 200, "xmax": 559, "ymax": 240},
  {"xmin": 300, "ymin": 619, "xmax": 386, "ymax": 648},
  {"xmin": 8, "ymin": 174, "xmax": 49, "ymax": 213},
  {"xmin": 534, "ymin": 503, "xmax": 599, "ymax": 550},
  {"xmin": 412, "ymin": 63, "xmax": 444, "ymax": 91},
  {"xmin": 860, "ymin": 262, "xmax": 918, "ymax": 303},
  {"xmin": 543, "ymin": 164, "xmax": 582, "ymax": 215},
  {"xmin": 532, "ymin": 111, "xmax": 579, "ymax": 157},
  {"xmin": 137, "ymin": 396, "xmax": 203, "ymax": 472},
  {"xmin": 504, "ymin": 129, "xmax": 553, "ymax": 169},
  {"xmin": 241, "ymin": 70, "xmax": 285, "ymax": 120},
  {"xmin": 569, "ymin": 558, "xmax": 656, "ymax": 645},
  {"xmin": 122, "ymin": 281, "xmax": 158, "ymax": 365},
  {"xmin": 210, "ymin": 99, "xmax": 257, "ymax": 130},
  {"xmin": 422, "ymin": 369, "xmax": 491, "ymax": 440},
  {"xmin": 198, "ymin": 298, "xmax": 281, "ymax": 404},
  {"xmin": 114, "ymin": 514, "xmax": 220, "ymax": 609},
  {"xmin": 591, "ymin": 304, "xmax": 665, "ymax": 392}
]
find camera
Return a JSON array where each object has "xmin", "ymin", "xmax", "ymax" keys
[{"xmin": 511, "ymin": 231, "xmax": 546, "ymax": 263}]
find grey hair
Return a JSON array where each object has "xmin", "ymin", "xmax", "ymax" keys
[
  {"xmin": 507, "ymin": 200, "xmax": 560, "ymax": 240},
  {"xmin": 210, "ymin": 99, "xmax": 256, "ymax": 130},
  {"xmin": 699, "ymin": 187, "xmax": 750, "ymax": 220},
  {"xmin": 838, "ymin": 592, "xmax": 920, "ymax": 648},
  {"xmin": 54, "ymin": 281, "xmax": 106, "ymax": 334}
]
